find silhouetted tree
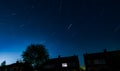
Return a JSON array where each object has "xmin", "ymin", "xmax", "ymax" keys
[
  {"xmin": 1, "ymin": 61, "xmax": 6, "ymax": 66},
  {"xmin": 22, "ymin": 44, "xmax": 49, "ymax": 69}
]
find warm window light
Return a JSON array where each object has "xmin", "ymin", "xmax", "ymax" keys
[{"xmin": 62, "ymin": 63, "xmax": 68, "ymax": 67}]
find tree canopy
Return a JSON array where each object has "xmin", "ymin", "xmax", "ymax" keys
[
  {"xmin": 22, "ymin": 44, "xmax": 49, "ymax": 68},
  {"xmin": 1, "ymin": 61, "xmax": 6, "ymax": 67}
]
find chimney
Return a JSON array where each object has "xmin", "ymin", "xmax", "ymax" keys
[
  {"xmin": 104, "ymin": 49, "xmax": 107, "ymax": 53},
  {"xmin": 58, "ymin": 55, "xmax": 61, "ymax": 58}
]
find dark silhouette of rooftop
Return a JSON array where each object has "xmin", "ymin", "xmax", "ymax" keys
[
  {"xmin": 40, "ymin": 55, "xmax": 80, "ymax": 71},
  {"xmin": 84, "ymin": 49, "xmax": 120, "ymax": 71}
]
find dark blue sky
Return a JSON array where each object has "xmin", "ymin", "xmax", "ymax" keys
[{"xmin": 0, "ymin": 0, "xmax": 120, "ymax": 66}]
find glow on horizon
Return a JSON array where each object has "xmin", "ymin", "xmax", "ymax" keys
[{"xmin": 0, "ymin": 52, "xmax": 21, "ymax": 65}]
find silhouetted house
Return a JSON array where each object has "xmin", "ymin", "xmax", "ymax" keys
[
  {"xmin": 39, "ymin": 55, "xmax": 80, "ymax": 71},
  {"xmin": 84, "ymin": 49, "xmax": 120, "ymax": 71},
  {"xmin": 0, "ymin": 61, "xmax": 33, "ymax": 71}
]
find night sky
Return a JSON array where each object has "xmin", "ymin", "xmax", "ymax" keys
[{"xmin": 0, "ymin": 0, "xmax": 120, "ymax": 66}]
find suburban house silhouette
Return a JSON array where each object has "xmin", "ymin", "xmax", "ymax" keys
[
  {"xmin": 0, "ymin": 55, "xmax": 80, "ymax": 71},
  {"xmin": 84, "ymin": 49, "xmax": 120, "ymax": 71},
  {"xmin": 0, "ymin": 61, "xmax": 33, "ymax": 71},
  {"xmin": 40, "ymin": 55, "xmax": 80, "ymax": 71}
]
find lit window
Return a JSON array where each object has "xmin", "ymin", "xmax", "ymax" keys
[{"xmin": 62, "ymin": 63, "xmax": 68, "ymax": 67}]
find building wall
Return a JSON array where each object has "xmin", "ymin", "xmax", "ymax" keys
[
  {"xmin": 0, "ymin": 62, "xmax": 33, "ymax": 71},
  {"xmin": 40, "ymin": 55, "xmax": 80, "ymax": 71},
  {"xmin": 84, "ymin": 50, "xmax": 120, "ymax": 71}
]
